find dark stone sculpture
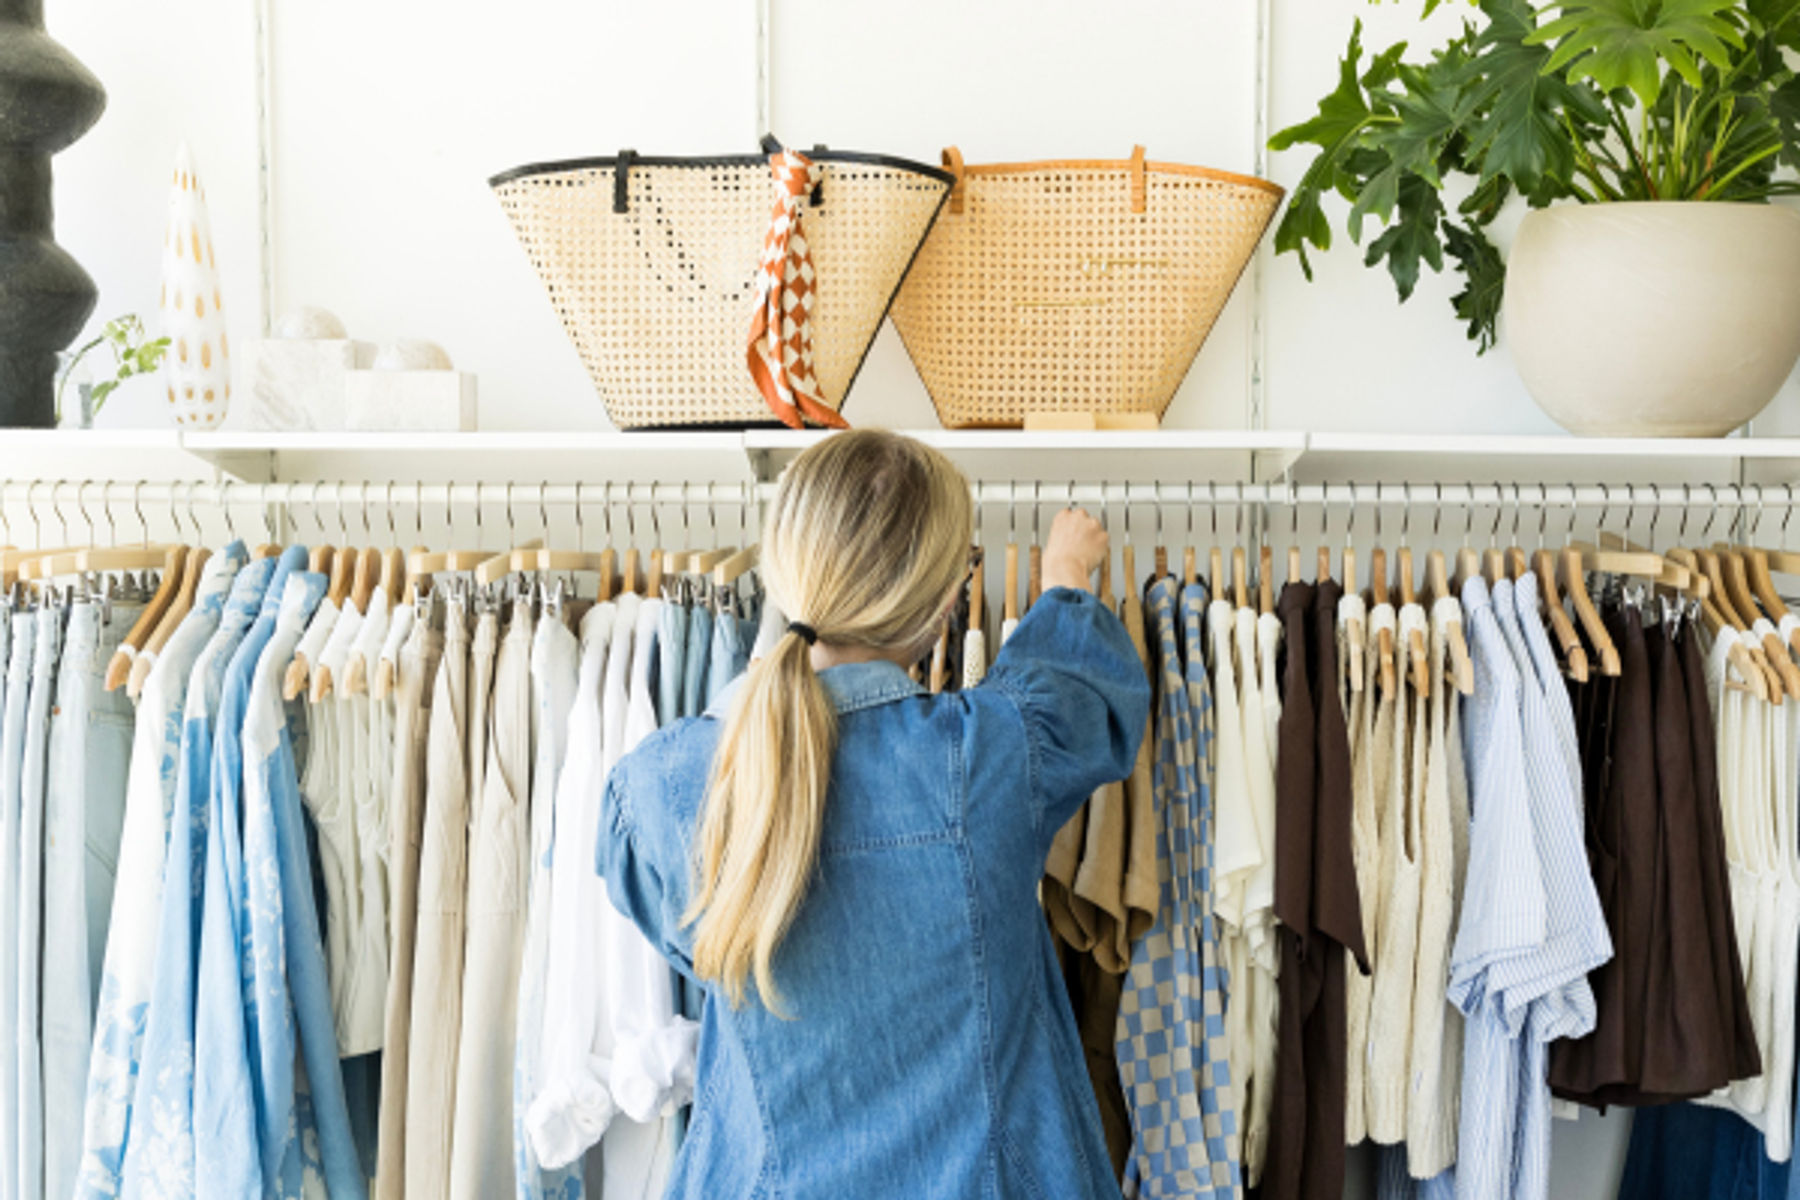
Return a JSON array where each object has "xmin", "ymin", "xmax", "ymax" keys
[{"xmin": 0, "ymin": 0, "xmax": 104, "ymax": 427}]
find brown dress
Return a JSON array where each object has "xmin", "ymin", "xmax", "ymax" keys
[{"xmin": 1261, "ymin": 580, "xmax": 1369, "ymax": 1200}]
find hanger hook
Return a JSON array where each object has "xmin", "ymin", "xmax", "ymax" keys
[
  {"xmin": 1122, "ymin": 482, "xmax": 1131, "ymax": 545},
  {"xmin": 1680, "ymin": 484, "xmax": 1692, "ymax": 542},
  {"xmin": 26, "ymin": 480, "xmax": 41, "ymax": 549},
  {"xmin": 76, "ymin": 480, "xmax": 93, "ymax": 547},
  {"xmin": 1235, "ymin": 482, "xmax": 1245, "ymax": 541},
  {"xmin": 1401, "ymin": 482, "xmax": 1412, "ymax": 543},
  {"xmin": 1703, "ymin": 483, "xmax": 1719, "ymax": 540},
  {"xmin": 573, "ymin": 481, "xmax": 585, "ymax": 554},
  {"xmin": 1432, "ymin": 483, "xmax": 1443, "ymax": 539},
  {"xmin": 52, "ymin": 480, "xmax": 69, "ymax": 546},
  {"xmin": 1209, "ymin": 482, "xmax": 1219, "ymax": 540},
  {"xmin": 1786, "ymin": 483, "xmax": 1796, "ymax": 551},
  {"xmin": 1186, "ymin": 481, "xmax": 1195, "ymax": 540},
  {"xmin": 1649, "ymin": 483, "xmax": 1662, "ymax": 547},
  {"xmin": 1754, "ymin": 484, "xmax": 1767, "ymax": 543},
  {"xmin": 385, "ymin": 481, "xmax": 396, "ymax": 541},
  {"xmin": 1597, "ymin": 483, "xmax": 1612, "ymax": 536},
  {"xmin": 264, "ymin": 488, "xmax": 278, "ymax": 546},
  {"xmin": 135, "ymin": 480, "xmax": 149, "ymax": 544},
  {"xmin": 1291, "ymin": 482, "xmax": 1300, "ymax": 538},
  {"xmin": 1509, "ymin": 482, "xmax": 1522, "ymax": 542},
  {"xmin": 1462, "ymin": 482, "xmax": 1475, "ymax": 547},
  {"xmin": 650, "ymin": 487, "xmax": 661, "ymax": 544},
  {"xmin": 1032, "ymin": 481, "xmax": 1042, "ymax": 542},
  {"xmin": 1489, "ymin": 482, "xmax": 1504, "ymax": 545},
  {"xmin": 506, "ymin": 482, "xmax": 516, "ymax": 542}
]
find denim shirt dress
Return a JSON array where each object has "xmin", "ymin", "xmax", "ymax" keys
[{"xmin": 599, "ymin": 587, "xmax": 1151, "ymax": 1199}]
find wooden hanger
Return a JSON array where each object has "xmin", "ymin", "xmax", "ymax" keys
[
  {"xmin": 1396, "ymin": 545, "xmax": 1428, "ymax": 698},
  {"xmin": 103, "ymin": 545, "xmax": 188, "ymax": 691},
  {"xmin": 1532, "ymin": 549, "xmax": 1588, "ymax": 683},
  {"xmin": 1427, "ymin": 548, "xmax": 1476, "ymax": 694},
  {"xmin": 127, "ymin": 547, "xmax": 211, "ymax": 699},
  {"xmin": 1230, "ymin": 545, "xmax": 1247, "ymax": 611},
  {"xmin": 969, "ymin": 546, "xmax": 985, "ymax": 637},
  {"xmin": 1713, "ymin": 542, "xmax": 1800, "ymax": 698},
  {"xmin": 1677, "ymin": 546, "xmax": 1770, "ymax": 701},
  {"xmin": 713, "ymin": 544, "xmax": 755, "ymax": 591},
  {"xmin": 1560, "ymin": 547, "xmax": 1621, "ymax": 677},
  {"xmin": 1004, "ymin": 540, "xmax": 1020, "ymax": 623},
  {"xmin": 1258, "ymin": 543, "xmax": 1274, "ymax": 616},
  {"xmin": 1370, "ymin": 544, "xmax": 1397, "ymax": 697}
]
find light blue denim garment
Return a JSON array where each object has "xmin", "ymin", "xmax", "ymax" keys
[
  {"xmin": 680, "ymin": 602, "xmax": 710, "ymax": 719},
  {"xmin": 239, "ymin": 567, "xmax": 365, "ymax": 1200},
  {"xmin": 42, "ymin": 598, "xmax": 142, "ymax": 1200},
  {"xmin": 18, "ymin": 599, "xmax": 63, "ymax": 1200},
  {"xmin": 704, "ymin": 606, "xmax": 755, "ymax": 710},
  {"xmin": 121, "ymin": 554, "xmax": 274, "ymax": 1200},
  {"xmin": 77, "ymin": 541, "xmax": 246, "ymax": 1200},
  {"xmin": 600, "ymin": 588, "xmax": 1150, "ymax": 1200},
  {"xmin": 656, "ymin": 599, "xmax": 684, "ymax": 728},
  {"xmin": 0, "ymin": 609, "xmax": 31, "ymax": 1200},
  {"xmin": 193, "ymin": 544, "xmax": 305, "ymax": 1198}
]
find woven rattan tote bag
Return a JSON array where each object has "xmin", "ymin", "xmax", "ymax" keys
[
  {"xmin": 890, "ymin": 146, "xmax": 1284, "ymax": 428},
  {"xmin": 491, "ymin": 138, "xmax": 954, "ymax": 429}
]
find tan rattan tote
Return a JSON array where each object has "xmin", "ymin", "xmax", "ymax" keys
[
  {"xmin": 890, "ymin": 146, "xmax": 1284, "ymax": 428},
  {"xmin": 491, "ymin": 141, "xmax": 954, "ymax": 429}
]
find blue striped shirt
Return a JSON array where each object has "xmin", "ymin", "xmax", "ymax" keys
[{"xmin": 1449, "ymin": 578, "xmax": 1612, "ymax": 1200}]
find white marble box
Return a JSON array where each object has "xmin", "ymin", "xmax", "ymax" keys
[
  {"xmin": 238, "ymin": 338, "xmax": 376, "ymax": 430},
  {"xmin": 344, "ymin": 370, "xmax": 478, "ymax": 431}
]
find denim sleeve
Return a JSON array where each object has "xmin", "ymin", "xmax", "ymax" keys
[
  {"xmin": 981, "ymin": 586, "xmax": 1152, "ymax": 837},
  {"xmin": 598, "ymin": 765, "xmax": 693, "ymax": 975}
]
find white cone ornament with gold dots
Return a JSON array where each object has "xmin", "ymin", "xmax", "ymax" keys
[{"xmin": 159, "ymin": 142, "xmax": 229, "ymax": 428}]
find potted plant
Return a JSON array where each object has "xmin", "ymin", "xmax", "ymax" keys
[
  {"xmin": 56, "ymin": 315, "xmax": 170, "ymax": 428},
  {"xmin": 1271, "ymin": 0, "xmax": 1800, "ymax": 436}
]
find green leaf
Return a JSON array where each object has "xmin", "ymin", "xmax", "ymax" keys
[
  {"xmin": 1363, "ymin": 173, "xmax": 1446, "ymax": 300},
  {"xmin": 1769, "ymin": 73, "xmax": 1800, "ymax": 169},
  {"xmin": 1349, "ymin": 64, "xmax": 1473, "ymax": 238},
  {"xmin": 1460, "ymin": 0, "xmax": 1603, "ymax": 193},
  {"xmin": 89, "ymin": 381, "xmax": 118, "ymax": 412},
  {"xmin": 1529, "ymin": 0, "xmax": 1744, "ymax": 110},
  {"xmin": 1444, "ymin": 220, "xmax": 1506, "ymax": 351},
  {"xmin": 1270, "ymin": 20, "xmax": 1386, "ymax": 274},
  {"xmin": 1751, "ymin": 0, "xmax": 1800, "ymax": 45}
]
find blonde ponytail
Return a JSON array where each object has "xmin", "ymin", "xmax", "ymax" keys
[{"xmin": 684, "ymin": 430, "xmax": 972, "ymax": 1012}]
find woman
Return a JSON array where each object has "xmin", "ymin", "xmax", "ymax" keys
[{"xmin": 600, "ymin": 430, "xmax": 1150, "ymax": 1197}]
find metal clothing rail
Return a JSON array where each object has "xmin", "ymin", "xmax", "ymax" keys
[{"xmin": 0, "ymin": 479, "xmax": 1794, "ymax": 512}]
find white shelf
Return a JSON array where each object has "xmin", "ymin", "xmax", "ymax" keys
[
  {"xmin": 745, "ymin": 428, "xmax": 1307, "ymax": 482},
  {"xmin": 1294, "ymin": 430, "xmax": 1800, "ymax": 487},
  {"xmin": 179, "ymin": 430, "xmax": 753, "ymax": 484},
  {"xmin": 0, "ymin": 428, "xmax": 1794, "ymax": 490}
]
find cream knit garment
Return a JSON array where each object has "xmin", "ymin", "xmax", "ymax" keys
[
  {"xmin": 1208, "ymin": 599, "xmax": 1258, "ymax": 1139},
  {"xmin": 1341, "ymin": 593, "xmax": 1380, "ymax": 1145},
  {"xmin": 1364, "ymin": 602, "xmax": 1427, "ymax": 1145},
  {"xmin": 1404, "ymin": 597, "xmax": 1469, "ymax": 1178},
  {"xmin": 1237, "ymin": 606, "xmax": 1281, "ymax": 1185}
]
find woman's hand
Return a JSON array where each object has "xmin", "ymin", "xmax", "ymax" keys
[{"xmin": 1043, "ymin": 507, "xmax": 1108, "ymax": 594}]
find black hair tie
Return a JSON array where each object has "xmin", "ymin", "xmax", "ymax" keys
[{"xmin": 787, "ymin": 621, "xmax": 819, "ymax": 646}]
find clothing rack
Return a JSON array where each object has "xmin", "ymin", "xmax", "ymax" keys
[{"xmin": 0, "ymin": 478, "xmax": 1792, "ymax": 512}]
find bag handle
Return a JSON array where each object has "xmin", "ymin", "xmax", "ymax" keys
[
  {"xmin": 942, "ymin": 146, "xmax": 967, "ymax": 214},
  {"xmin": 613, "ymin": 149, "xmax": 638, "ymax": 214},
  {"xmin": 939, "ymin": 145, "xmax": 1147, "ymax": 214}
]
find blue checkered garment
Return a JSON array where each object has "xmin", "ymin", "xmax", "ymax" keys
[{"xmin": 1115, "ymin": 577, "xmax": 1241, "ymax": 1198}]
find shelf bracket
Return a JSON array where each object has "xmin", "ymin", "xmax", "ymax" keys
[{"xmin": 1253, "ymin": 444, "xmax": 1303, "ymax": 483}]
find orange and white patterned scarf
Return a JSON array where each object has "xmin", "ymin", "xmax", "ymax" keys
[{"xmin": 747, "ymin": 149, "xmax": 847, "ymax": 430}]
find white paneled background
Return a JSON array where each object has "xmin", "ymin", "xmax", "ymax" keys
[{"xmin": 48, "ymin": 0, "xmax": 1775, "ymax": 1193}]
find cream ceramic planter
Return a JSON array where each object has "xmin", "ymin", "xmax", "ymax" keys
[{"xmin": 1504, "ymin": 202, "xmax": 1800, "ymax": 437}]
